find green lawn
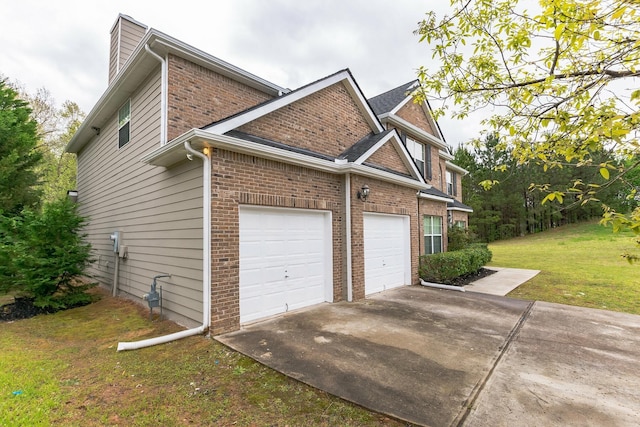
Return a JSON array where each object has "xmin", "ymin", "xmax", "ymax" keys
[
  {"xmin": 3, "ymin": 220, "xmax": 638, "ymax": 426},
  {"xmin": 490, "ymin": 220, "xmax": 640, "ymax": 314},
  {"xmin": 0, "ymin": 292, "xmax": 403, "ymax": 427}
]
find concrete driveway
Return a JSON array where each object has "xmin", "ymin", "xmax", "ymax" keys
[{"xmin": 217, "ymin": 286, "xmax": 640, "ymax": 426}]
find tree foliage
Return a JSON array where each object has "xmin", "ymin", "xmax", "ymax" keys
[
  {"xmin": 455, "ymin": 134, "xmax": 624, "ymax": 242},
  {"xmin": 0, "ymin": 79, "xmax": 42, "ymax": 214},
  {"xmin": 416, "ymin": 0, "xmax": 640, "ymax": 232},
  {"xmin": 17, "ymin": 86, "xmax": 83, "ymax": 202},
  {"xmin": 0, "ymin": 198, "xmax": 95, "ymax": 309}
]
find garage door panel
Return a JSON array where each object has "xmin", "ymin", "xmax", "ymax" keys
[
  {"xmin": 364, "ymin": 213, "xmax": 410, "ymax": 295},
  {"xmin": 239, "ymin": 207, "xmax": 332, "ymax": 324}
]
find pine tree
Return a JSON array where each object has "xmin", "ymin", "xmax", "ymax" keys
[{"xmin": 0, "ymin": 79, "xmax": 42, "ymax": 214}]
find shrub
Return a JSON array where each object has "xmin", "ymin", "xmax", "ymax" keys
[
  {"xmin": 447, "ymin": 226, "xmax": 472, "ymax": 251},
  {"xmin": 419, "ymin": 245, "xmax": 492, "ymax": 284},
  {"xmin": 0, "ymin": 198, "xmax": 95, "ymax": 309}
]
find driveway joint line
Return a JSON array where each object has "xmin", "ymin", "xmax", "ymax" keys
[{"xmin": 454, "ymin": 300, "xmax": 536, "ymax": 427}]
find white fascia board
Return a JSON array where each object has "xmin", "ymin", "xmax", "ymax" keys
[
  {"xmin": 445, "ymin": 160, "xmax": 469, "ymax": 175},
  {"xmin": 67, "ymin": 30, "xmax": 159, "ymax": 153},
  {"xmin": 381, "ymin": 114, "xmax": 448, "ymax": 150},
  {"xmin": 141, "ymin": 129, "xmax": 429, "ymax": 190},
  {"xmin": 349, "ymin": 164, "xmax": 429, "ymax": 190},
  {"xmin": 141, "ymin": 129, "xmax": 339, "ymax": 173},
  {"xmin": 204, "ymin": 70, "xmax": 382, "ymax": 135},
  {"xmin": 418, "ymin": 192, "xmax": 453, "ymax": 203},
  {"xmin": 149, "ymin": 37, "xmax": 286, "ymax": 95},
  {"xmin": 439, "ymin": 149, "xmax": 454, "ymax": 161},
  {"xmin": 353, "ymin": 131, "xmax": 425, "ymax": 185},
  {"xmin": 448, "ymin": 206, "xmax": 474, "ymax": 213}
]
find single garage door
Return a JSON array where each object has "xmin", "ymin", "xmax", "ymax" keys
[
  {"xmin": 239, "ymin": 206, "xmax": 333, "ymax": 323},
  {"xmin": 364, "ymin": 213, "xmax": 410, "ymax": 295}
]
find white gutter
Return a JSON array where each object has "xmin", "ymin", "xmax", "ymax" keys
[
  {"xmin": 142, "ymin": 130, "xmax": 430, "ymax": 190},
  {"xmin": 117, "ymin": 141, "xmax": 212, "ymax": 351},
  {"xmin": 345, "ymin": 173, "xmax": 353, "ymax": 302},
  {"xmin": 144, "ymin": 44, "xmax": 167, "ymax": 145},
  {"xmin": 445, "ymin": 160, "xmax": 469, "ymax": 175},
  {"xmin": 417, "ymin": 191, "xmax": 454, "ymax": 204}
]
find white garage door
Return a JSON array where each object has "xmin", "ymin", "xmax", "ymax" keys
[
  {"xmin": 239, "ymin": 206, "xmax": 333, "ymax": 323},
  {"xmin": 364, "ymin": 213, "xmax": 410, "ymax": 295}
]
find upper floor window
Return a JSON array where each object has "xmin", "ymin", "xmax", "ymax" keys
[
  {"xmin": 406, "ymin": 138, "xmax": 425, "ymax": 177},
  {"xmin": 446, "ymin": 170, "xmax": 457, "ymax": 196},
  {"xmin": 118, "ymin": 99, "xmax": 131, "ymax": 148}
]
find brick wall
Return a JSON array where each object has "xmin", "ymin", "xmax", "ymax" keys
[
  {"xmin": 167, "ymin": 54, "xmax": 273, "ymax": 140},
  {"xmin": 451, "ymin": 210, "xmax": 469, "ymax": 227},
  {"xmin": 209, "ymin": 148, "xmax": 345, "ymax": 334},
  {"xmin": 396, "ymin": 99, "xmax": 436, "ymax": 136},
  {"xmin": 349, "ymin": 175, "xmax": 420, "ymax": 299},
  {"xmin": 366, "ymin": 141, "xmax": 411, "ymax": 175},
  {"xmin": 237, "ymin": 82, "xmax": 372, "ymax": 157}
]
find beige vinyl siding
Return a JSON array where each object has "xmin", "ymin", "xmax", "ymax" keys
[
  {"xmin": 77, "ymin": 68, "xmax": 204, "ymax": 327},
  {"xmin": 118, "ymin": 18, "xmax": 146, "ymax": 72},
  {"xmin": 108, "ymin": 16, "xmax": 146, "ymax": 84},
  {"xmin": 108, "ymin": 28, "xmax": 118, "ymax": 83}
]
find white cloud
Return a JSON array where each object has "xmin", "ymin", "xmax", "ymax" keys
[{"xmin": 0, "ymin": 0, "xmax": 483, "ymax": 146}]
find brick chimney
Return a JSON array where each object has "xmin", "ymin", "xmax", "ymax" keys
[{"xmin": 108, "ymin": 14, "xmax": 148, "ymax": 84}]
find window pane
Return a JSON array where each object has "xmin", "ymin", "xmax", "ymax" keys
[
  {"xmin": 433, "ymin": 236, "xmax": 442, "ymax": 253},
  {"xmin": 118, "ymin": 100, "xmax": 130, "ymax": 128},
  {"xmin": 424, "ymin": 236, "xmax": 433, "ymax": 254},
  {"xmin": 433, "ymin": 217, "xmax": 442, "ymax": 234},
  {"xmin": 119, "ymin": 122, "xmax": 130, "ymax": 148},
  {"xmin": 423, "ymin": 216, "xmax": 432, "ymax": 234}
]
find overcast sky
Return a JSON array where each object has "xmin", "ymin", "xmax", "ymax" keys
[{"xmin": 1, "ymin": 0, "xmax": 481, "ymax": 146}]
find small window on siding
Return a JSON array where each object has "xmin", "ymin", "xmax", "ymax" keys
[
  {"xmin": 118, "ymin": 99, "xmax": 131, "ymax": 148},
  {"xmin": 424, "ymin": 215, "xmax": 443, "ymax": 255}
]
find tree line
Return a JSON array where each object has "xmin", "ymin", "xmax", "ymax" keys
[{"xmin": 453, "ymin": 133, "xmax": 638, "ymax": 243}]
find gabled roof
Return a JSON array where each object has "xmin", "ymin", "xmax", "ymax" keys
[
  {"xmin": 368, "ymin": 80, "xmax": 417, "ymax": 116},
  {"xmin": 142, "ymin": 69, "xmax": 428, "ymax": 188},
  {"xmin": 203, "ymin": 69, "xmax": 383, "ymax": 135},
  {"xmin": 338, "ymin": 130, "xmax": 394, "ymax": 162},
  {"xmin": 368, "ymin": 81, "xmax": 449, "ymax": 150}
]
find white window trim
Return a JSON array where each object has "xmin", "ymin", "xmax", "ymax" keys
[
  {"xmin": 406, "ymin": 137, "xmax": 425, "ymax": 176},
  {"xmin": 423, "ymin": 215, "xmax": 443, "ymax": 255}
]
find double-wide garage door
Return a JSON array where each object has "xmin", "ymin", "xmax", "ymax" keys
[
  {"xmin": 239, "ymin": 206, "xmax": 333, "ymax": 324},
  {"xmin": 364, "ymin": 213, "xmax": 411, "ymax": 295}
]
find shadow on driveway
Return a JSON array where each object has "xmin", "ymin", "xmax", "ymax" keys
[{"xmin": 217, "ymin": 286, "xmax": 640, "ymax": 426}]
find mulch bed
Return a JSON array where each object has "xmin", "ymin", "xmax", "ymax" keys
[
  {"xmin": 0, "ymin": 297, "xmax": 55, "ymax": 322},
  {"xmin": 443, "ymin": 267, "xmax": 497, "ymax": 287}
]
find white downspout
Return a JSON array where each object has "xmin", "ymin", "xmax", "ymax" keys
[
  {"xmin": 117, "ymin": 141, "xmax": 211, "ymax": 351},
  {"xmin": 345, "ymin": 173, "xmax": 353, "ymax": 302},
  {"xmin": 420, "ymin": 279, "xmax": 466, "ymax": 292},
  {"xmin": 144, "ymin": 44, "xmax": 167, "ymax": 145}
]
